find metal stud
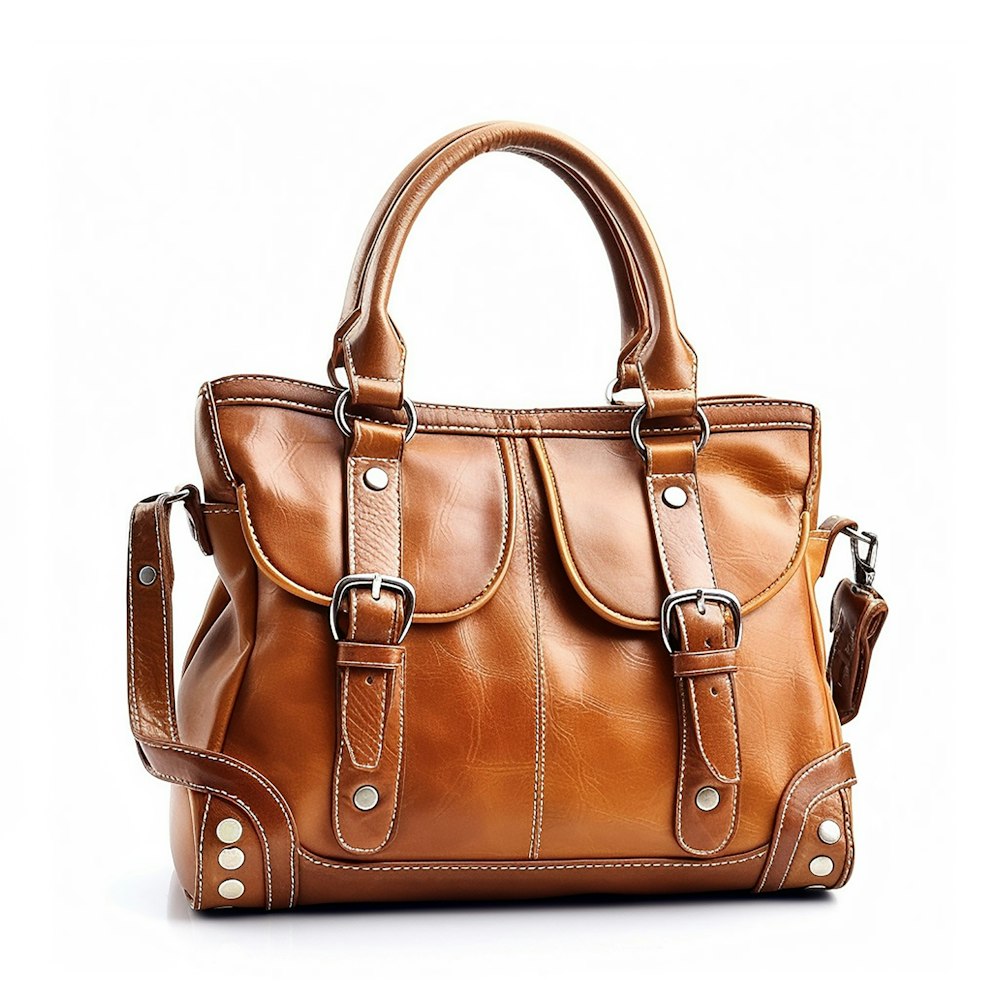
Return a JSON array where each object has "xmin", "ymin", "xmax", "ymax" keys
[
  {"xmin": 138, "ymin": 565, "xmax": 157, "ymax": 586},
  {"xmin": 215, "ymin": 818, "xmax": 243, "ymax": 844},
  {"xmin": 809, "ymin": 855, "xmax": 835, "ymax": 877},
  {"xmin": 661, "ymin": 485, "xmax": 688, "ymax": 509},
  {"xmin": 353, "ymin": 785, "xmax": 379, "ymax": 811},
  {"xmin": 695, "ymin": 786, "xmax": 721, "ymax": 811},
  {"xmin": 817, "ymin": 820, "xmax": 842, "ymax": 845},
  {"xmin": 218, "ymin": 847, "xmax": 245, "ymax": 870},
  {"xmin": 218, "ymin": 878, "xmax": 245, "ymax": 900},
  {"xmin": 363, "ymin": 467, "xmax": 389, "ymax": 491}
]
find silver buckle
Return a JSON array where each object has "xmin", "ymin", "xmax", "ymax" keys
[
  {"xmin": 844, "ymin": 527, "xmax": 878, "ymax": 588},
  {"xmin": 630, "ymin": 403, "xmax": 710, "ymax": 462},
  {"xmin": 333, "ymin": 391, "xmax": 418, "ymax": 443},
  {"xmin": 329, "ymin": 573, "xmax": 417, "ymax": 642},
  {"xmin": 660, "ymin": 588, "xmax": 743, "ymax": 654}
]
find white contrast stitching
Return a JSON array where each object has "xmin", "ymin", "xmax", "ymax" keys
[
  {"xmin": 195, "ymin": 793, "xmax": 211, "ymax": 909},
  {"xmin": 339, "ymin": 665, "xmax": 389, "ymax": 770},
  {"xmin": 644, "ymin": 477, "xmax": 686, "ymax": 646},
  {"xmin": 152, "ymin": 506, "xmax": 180, "ymax": 741},
  {"xmin": 743, "ymin": 514, "xmax": 806, "ymax": 610},
  {"xmin": 214, "ymin": 375, "xmax": 335, "ymax": 391},
  {"xmin": 127, "ymin": 508, "xmax": 138, "ymax": 731},
  {"xmin": 534, "ymin": 439, "xmax": 653, "ymax": 628},
  {"xmin": 834, "ymin": 788, "xmax": 854, "ymax": 889},
  {"xmin": 512, "ymin": 440, "xmax": 546, "ymax": 859},
  {"xmin": 143, "ymin": 741, "xmax": 296, "ymax": 907},
  {"xmin": 805, "ymin": 409, "xmax": 822, "ymax": 515},
  {"xmin": 213, "ymin": 398, "xmax": 811, "ymax": 436},
  {"xmin": 333, "ymin": 658, "xmax": 405, "ymax": 854},
  {"xmin": 686, "ymin": 677, "xmax": 740, "ymax": 783},
  {"xmin": 203, "ymin": 384, "xmax": 237, "ymax": 488},
  {"xmin": 775, "ymin": 777, "xmax": 857, "ymax": 890},
  {"xmin": 758, "ymin": 745, "xmax": 851, "ymax": 887},
  {"xmin": 297, "ymin": 849, "xmax": 768, "ymax": 873},
  {"xmin": 210, "ymin": 375, "xmax": 813, "ymax": 415},
  {"xmin": 143, "ymin": 762, "xmax": 274, "ymax": 910},
  {"xmin": 674, "ymin": 694, "xmax": 738, "ymax": 856}
]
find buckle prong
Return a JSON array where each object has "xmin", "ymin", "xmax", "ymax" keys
[
  {"xmin": 330, "ymin": 573, "xmax": 416, "ymax": 642},
  {"xmin": 661, "ymin": 588, "xmax": 742, "ymax": 654}
]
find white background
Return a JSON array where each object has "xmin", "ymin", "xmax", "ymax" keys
[{"xmin": 3, "ymin": 2, "xmax": 995, "ymax": 995}]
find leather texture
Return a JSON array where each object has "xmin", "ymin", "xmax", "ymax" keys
[{"xmin": 126, "ymin": 122, "xmax": 885, "ymax": 909}]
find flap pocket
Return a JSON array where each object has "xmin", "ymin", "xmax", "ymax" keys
[{"xmin": 531, "ymin": 423, "xmax": 813, "ymax": 629}]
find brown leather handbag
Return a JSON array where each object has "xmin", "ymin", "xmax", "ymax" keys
[{"xmin": 127, "ymin": 122, "xmax": 887, "ymax": 909}]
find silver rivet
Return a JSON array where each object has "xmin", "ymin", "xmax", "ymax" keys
[
  {"xmin": 138, "ymin": 565, "xmax": 157, "ymax": 586},
  {"xmin": 695, "ymin": 786, "xmax": 720, "ymax": 811},
  {"xmin": 661, "ymin": 486, "xmax": 687, "ymax": 508},
  {"xmin": 818, "ymin": 820, "xmax": 842, "ymax": 845},
  {"xmin": 363, "ymin": 467, "xmax": 389, "ymax": 491},
  {"xmin": 809, "ymin": 855, "xmax": 835, "ymax": 877},
  {"xmin": 215, "ymin": 818, "xmax": 243, "ymax": 843},
  {"xmin": 218, "ymin": 878, "xmax": 245, "ymax": 900},
  {"xmin": 218, "ymin": 847, "xmax": 245, "ymax": 870},
  {"xmin": 353, "ymin": 785, "xmax": 379, "ymax": 811}
]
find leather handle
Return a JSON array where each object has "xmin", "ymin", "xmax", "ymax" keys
[
  {"xmin": 336, "ymin": 122, "xmax": 697, "ymax": 419},
  {"xmin": 331, "ymin": 122, "xmax": 649, "ymax": 390}
]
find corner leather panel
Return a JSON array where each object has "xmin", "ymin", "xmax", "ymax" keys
[{"xmin": 756, "ymin": 744, "xmax": 856, "ymax": 892}]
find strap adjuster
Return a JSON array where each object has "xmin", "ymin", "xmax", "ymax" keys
[
  {"xmin": 330, "ymin": 573, "xmax": 416, "ymax": 642},
  {"xmin": 661, "ymin": 588, "xmax": 742, "ymax": 654}
]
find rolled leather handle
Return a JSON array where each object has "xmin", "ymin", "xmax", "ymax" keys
[
  {"xmin": 336, "ymin": 122, "xmax": 698, "ymax": 419},
  {"xmin": 331, "ymin": 122, "xmax": 649, "ymax": 390}
]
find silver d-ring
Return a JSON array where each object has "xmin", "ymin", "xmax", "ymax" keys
[
  {"xmin": 630, "ymin": 403, "xmax": 710, "ymax": 462},
  {"xmin": 334, "ymin": 391, "xmax": 418, "ymax": 443}
]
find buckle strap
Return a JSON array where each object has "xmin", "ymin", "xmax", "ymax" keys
[
  {"xmin": 330, "ymin": 415, "xmax": 412, "ymax": 854},
  {"xmin": 642, "ymin": 439, "xmax": 743, "ymax": 857}
]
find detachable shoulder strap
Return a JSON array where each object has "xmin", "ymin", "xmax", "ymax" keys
[{"xmin": 127, "ymin": 488, "xmax": 299, "ymax": 909}]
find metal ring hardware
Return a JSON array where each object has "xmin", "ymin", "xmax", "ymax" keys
[
  {"xmin": 334, "ymin": 391, "xmax": 418, "ymax": 443},
  {"xmin": 329, "ymin": 573, "xmax": 417, "ymax": 642},
  {"xmin": 660, "ymin": 587, "xmax": 743, "ymax": 654},
  {"xmin": 605, "ymin": 379, "xmax": 645, "ymax": 406},
  {"xmin": 630, "ymin": 403, "xmax": 710, "ymax": 462}
]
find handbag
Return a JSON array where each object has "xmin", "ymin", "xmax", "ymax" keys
[{"xmin": 126, "ymin": 122, "xmax": 888, "ymax": 909}]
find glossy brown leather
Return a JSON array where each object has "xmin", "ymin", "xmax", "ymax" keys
[
  {"xmin": 126, "ymin": 123, "xmax": 884, "ymax": 909},
  {"xmin": 827, "ymin": 580, "xmax": 887, "ymax": 724},
  {"xmin": 332, "ymin": 122, "xmax": 651, "ymax": 390},
  {"xmin": 335, "ymin": 122, "xmax": 695, "ymax": 417}
]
